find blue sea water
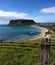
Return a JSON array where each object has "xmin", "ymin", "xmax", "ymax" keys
[{"xmin": 0, "ymin": 25, "xmax": 42, "ymax": 41}]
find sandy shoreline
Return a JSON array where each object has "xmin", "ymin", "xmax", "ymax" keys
[{"xmin": 29, "ymin": 25, "xmax": 48, "ymax": 40}]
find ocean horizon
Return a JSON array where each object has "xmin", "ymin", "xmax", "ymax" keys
[{"xmin": 0, "ymin": 25, "xmax": 42, "ymax": 42}]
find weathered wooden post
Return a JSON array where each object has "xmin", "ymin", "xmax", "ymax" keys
[{"xmin": 41, "ymin": 38, "xmax": 51, "ymax": 65}]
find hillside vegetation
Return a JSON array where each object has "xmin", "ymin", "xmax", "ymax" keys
[{"xmin": 39, "ymin": 24, "xmax": 55, "ymax": 38}]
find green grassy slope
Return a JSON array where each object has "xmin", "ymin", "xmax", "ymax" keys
[{"xmin": 0, "ymin": 39, "xmax": 55, "ymax": 65}]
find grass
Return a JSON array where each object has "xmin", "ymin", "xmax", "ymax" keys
[
  {"xmin": 0, "ymin": 39, "xmax": 55, "ymax": 65},
  {"xmin": 40, "ymin": 25, "xmax": 55, "ymax": 38},
  {"xmin": 0, "ymin": 39, "xmax": 41, "ymax": 65}
]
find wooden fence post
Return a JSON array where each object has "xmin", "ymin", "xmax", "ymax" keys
[{"xmin": 41, "ymin": 38, "xmax": 51, "ymax": 65}]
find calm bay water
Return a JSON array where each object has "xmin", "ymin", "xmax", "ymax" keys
[{"xmin": 0, "ymin": 25, "xmax": 42, "ymax": 41}]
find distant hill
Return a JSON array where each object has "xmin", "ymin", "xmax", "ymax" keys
[{"xmin": 9, "ymin": 19, "xmax": 37, "ymax": 26}]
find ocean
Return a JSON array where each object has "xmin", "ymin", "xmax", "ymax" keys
[{"xmin": 0, "ymin": 25, "xmax": 42, "ymax": 41}]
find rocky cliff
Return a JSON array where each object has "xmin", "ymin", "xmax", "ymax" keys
[{"xmin": 9, "ymin": 19, "xmax": 37, "ymax": 26}]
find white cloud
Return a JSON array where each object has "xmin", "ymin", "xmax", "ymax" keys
[
  {"xmin": 41, "ymin": 7, "xmax": 55, "ymax": 13},
  {"xmin": 0, "ymin": 10, "xmax": 28, "ymax": 18},
  {"xmin": 0, "ymin": 10, "xmax": 28, "ymax": 24},
  {"xmin": 35, "ymin": 16, "xmax": 42, "ymax": 19},
  {"xmin": 34, "ymin": 16, "xmax": 43, "ymax": 22}
]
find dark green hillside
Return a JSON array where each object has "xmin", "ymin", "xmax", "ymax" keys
[{"xmin": 9, "ymin": 19, "xmax": 37, "ymax": 26}]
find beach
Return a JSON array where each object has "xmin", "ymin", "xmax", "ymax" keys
[{"xmin": 29, "ymin": 25, "xmax": 48, "ymax": 40}]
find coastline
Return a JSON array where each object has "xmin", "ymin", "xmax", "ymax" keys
[
  {"xmin": 0, "ymin": 25, "xmax": 48, "ymax": 42},
  {"xmin": 29, "ymin": 25, "xmax": 48, "ymax": 40}
]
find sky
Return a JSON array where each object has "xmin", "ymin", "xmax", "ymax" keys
[{"xmin": 0, "ymin": 0, "xmax": 55, "ymax": 24}]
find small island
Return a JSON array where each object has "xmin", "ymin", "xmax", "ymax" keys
[{"xmin": 9, "ymin": 19, "xmax": 37, "ymax": 26}]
